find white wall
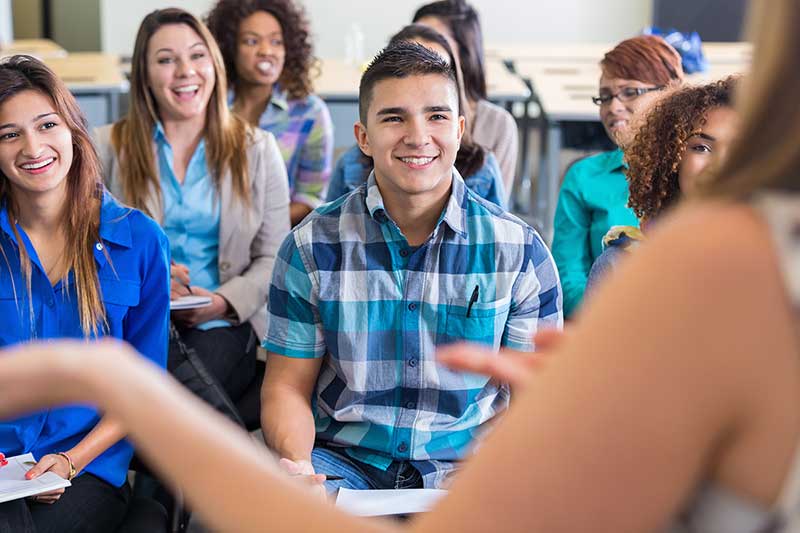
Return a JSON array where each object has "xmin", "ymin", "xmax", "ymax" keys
[
  {"xmin": 0, "ymin": 0, "xmax": 13, "ymax": 45},
  {"xmin": 100, "ymin": 0, "xmax": 652, "ymax": 57}
]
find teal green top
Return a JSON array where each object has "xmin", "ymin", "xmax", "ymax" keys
[{"xmin": 551, "ymin": 149, "xmax": 639, "ymax": 317}]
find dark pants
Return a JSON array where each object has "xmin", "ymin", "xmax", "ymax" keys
[
  {"xmin": 0, "ymin": 473, "xmax": 130, "ymax": 533},
  {"xmin": 170, "ymin": 322, "xmax": 257, "ymax": 403}
]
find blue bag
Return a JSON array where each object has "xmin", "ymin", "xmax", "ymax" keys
[{"xmin": 643, "ymin": 26, "xmax": 709, "ymax": 74}]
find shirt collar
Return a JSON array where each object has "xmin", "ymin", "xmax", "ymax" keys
[
  {"xmin": 364, "ymin": 167, "xmax": 468, "ymax": 239},
  {"xmin": 0, "ymin": 201, "xmax": 18, "ymax": 246},
  {"xmin": 0, "ymin": 189, "xmax": 132, "ymax": 264},
  {"xmin": 152, "ymin": 121, "xmax": 167, "ymax": 143},
  {"xmin": 269, "ymin": 85, "xmax": 289, "ymax": 111},
  {"xmin": 610, "ymin": 147, "xmax": 627, "ymax": 171},
  {"xmin": 228, "ymin": 85, "xmax": 290, "ymax": 113},
  {"xmin": 98, "ymin": 189, "xmax": 133, "ymax": 250}
]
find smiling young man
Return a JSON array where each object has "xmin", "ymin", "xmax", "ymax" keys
[{"xmin": 260, "ymin": 42, "xmax": 562, "ymax": 492}]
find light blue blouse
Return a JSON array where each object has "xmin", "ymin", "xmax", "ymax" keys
[{"xmin": 154, "ymin": 123, "xmax": 226, "ymax": 330}]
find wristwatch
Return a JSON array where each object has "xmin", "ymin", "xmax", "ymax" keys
[{"xmin": 56, "ymin": 452, "xmax": 77, "ymax": 480}]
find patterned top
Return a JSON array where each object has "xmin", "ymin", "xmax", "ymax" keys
[
  {"xmin": 247, "ymin": 86, "xmax": 333, "ymax": 209},
  {"xmin": 324, "ymin": 144, "xmax": 507, "ymax": 209},
  {"xmin": 264, "ymin": 169, "xmax": 562, "ymax": 488}
]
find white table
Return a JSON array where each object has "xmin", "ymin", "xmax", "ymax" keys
[{"xmin": 491, "ymin": 41, "xmax": 750, "ymax": 241}]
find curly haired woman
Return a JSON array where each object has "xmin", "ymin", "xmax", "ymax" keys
[
  {"xmin": 206, "ymin": 0, "xmax": 333, "ymax": 226},
  {"xmin": 551, "ymin": 35, "xmax": 684, "ymax": 319},
  {"xmin": 586, "ymin": 77, "xmax": 739, "ymax": 289}
]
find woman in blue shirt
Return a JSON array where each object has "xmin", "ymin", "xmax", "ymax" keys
[
  {"xmin": 0, "ymin": 56, "xmax": 170, "ymax": 532},
  {"xmin": 551, "ymin": 35, "xmax": 685, "ymax": 318},
  {"xmin": 326, "ymin": 24, "xmax": 506, "ymax": 209},
  {"xmin": 94, "ymin": 9, "xmax": 291, "ymax": 412}
]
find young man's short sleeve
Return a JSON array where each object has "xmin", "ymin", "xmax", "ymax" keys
[
  {"xmin": 262, "ymin": 233, "xmax": 326, "ymax": 358},
  {"xmin": 503, "ymin": 227, "xmax": 563, "ymax": 351}
]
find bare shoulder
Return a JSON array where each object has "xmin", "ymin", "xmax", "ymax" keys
[{"xmin": 642, "ymin": 201, "xmax": 781, "ymax": 291}]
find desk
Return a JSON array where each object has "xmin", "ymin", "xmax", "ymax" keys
[
  {"xmin": 43, "ymin": 53, "xmax": 129, "ymax": 126},
  {"xmin": 315, "ymin": 57, "xmax": 530, "ymax": 104},
  {"xmin": 0, "ymin": 39, "xmax": 67, "ymax": 58},
  {"xmin": 491, "ymin": 41, "xmax": 750, "ymax": 241}
]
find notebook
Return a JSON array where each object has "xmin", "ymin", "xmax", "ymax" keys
[
  {"xmin": 170, "ymin": 295, "xmax": 213, "ymax": 310},
  {"xmin": 336, "ymin": 488, "xmax": 447, "ymax": 516},
  {"xmin": 0, "ymin": 453, "xmax": 71, "ymax": 504}
]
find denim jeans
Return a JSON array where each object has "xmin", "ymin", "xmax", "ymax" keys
[{"xmin": 311, "ymin": 446, "xmax": 423, "ymax": 495}]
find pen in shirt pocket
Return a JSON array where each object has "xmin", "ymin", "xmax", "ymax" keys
[{"xmin": 466, "ymin": 285, "xmax": 479, "ymax": 318}]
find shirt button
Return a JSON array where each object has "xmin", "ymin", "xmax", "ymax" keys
[
  {"xmin": 47, "ymin": 298, "xmax": 54, "ymax": 307},
  {"xmin": 220, "ymin": 262, "xmax": 230, "ymax": 272},
  {"xmin": 408, "ymin": 358, "xmax": 417, "ymax": 367},
  {"xmin": 408, "ymin": 303, "xmax": 416, "ymax": 311},
  {"xmin": 397, "ymin": 442, "xmax": 408, "ymax": 453},
  {"xmin": 405, "ymin": 401, "xmax": 416, "ymax": 410},
  {"xmin": 95, "ymin": 243, "xmax": 103, "ymax": 251},
  {"xmin": 400, "ymin": 249, "xmax": 408, "ymax": 257}
]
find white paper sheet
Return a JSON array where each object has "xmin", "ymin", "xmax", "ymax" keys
[
  {"xmin": 0, "ymin": 453, "xmax": 71, "ymax": 504},
  {"xmin": 170, "ymin": 295, "xmax": 213, "ymax": 310},
  {"xmin": 336, "ymin": 488, "xmax": 447, "ymax": 517}
]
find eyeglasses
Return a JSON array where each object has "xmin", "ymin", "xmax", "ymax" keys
[{"xmin": 592, "ymin": 86, "xmax": 664, "ymax": 106}]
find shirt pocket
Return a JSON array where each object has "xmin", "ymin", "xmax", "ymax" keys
[
  {"xmin": 99, "ymin": 277, "xmax": 141, "ymax": 334},
  {"xmin": 442, "ymin": 295, "xmax": 512, "ymax": 348}
]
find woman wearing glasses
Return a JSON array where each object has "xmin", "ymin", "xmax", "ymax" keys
[{"xmin": 551, "ymin": 35, "xmax": 684, "ymax": 318}]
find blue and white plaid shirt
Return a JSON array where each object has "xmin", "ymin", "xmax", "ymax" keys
[{"xmin": 264, "ymin": 169, "xmax": 562, "ymax": 487}]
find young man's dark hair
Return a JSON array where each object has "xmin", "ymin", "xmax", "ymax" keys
[{"xmin": 358, "ymin": 41, "xmax": 457, "ymax": 125}]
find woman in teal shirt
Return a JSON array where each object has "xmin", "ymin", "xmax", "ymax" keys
[{"xmin": 552, "ymin": 35, "xmax": 684, "ymax": 317}]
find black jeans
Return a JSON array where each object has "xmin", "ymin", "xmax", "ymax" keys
[
  {"xmin": 0, "ymin": 473, "xmax": 130, "ymax": 533},
  {"xmin": 170, "ymin": 322, "xmax": 257, "ymax": 403}
]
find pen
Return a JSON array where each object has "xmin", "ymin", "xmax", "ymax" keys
[
  {"xmin": 170, "ymin": 260, "xmax": 193, "ymax": 295},
  {"xmin": 466, "ymin": 285, "xmax": 479, "ymax": 318},
  {"xmin": 291, "ymin": 473, "xmax": 345, "ymax": 481}
]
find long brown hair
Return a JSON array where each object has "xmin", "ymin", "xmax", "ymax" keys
[
  {"xmin": 0, "ymin": 55, "xmax": 105, "ymax": 337},
  {"xmin": 701, "ymin": 0, "xmax": 800, "ymax": 197},
  {"xmin": 111, "ymin": 8, "xmax": 250, "ymax": 215}
]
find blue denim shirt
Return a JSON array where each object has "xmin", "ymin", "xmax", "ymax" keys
[
  {"xmin": 0, "ymin": 190, "xmax": 170, "ymax": 487},
  {"xmin": 325, "ymin": 145, "xmax": 507, "ymax": 209}
]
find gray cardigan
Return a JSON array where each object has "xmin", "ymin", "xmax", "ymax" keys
[{"xmin": 93, "ymin": 124, "xmax": 291, "ymax": 339}]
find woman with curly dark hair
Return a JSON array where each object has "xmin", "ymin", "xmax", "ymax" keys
[
  {"xmin": 586, "ymin": 77, "xmax": 739, "ymax": 289},
  {"xmin": 551, "ymin": 35, "xmax": 684, "ymax": 318},
  {"xmin": 206, "ymin": 0, "xmax": 333, "ymax": 226}
]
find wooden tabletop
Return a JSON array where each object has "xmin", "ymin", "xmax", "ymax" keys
[
  {"xmin": 0, "ymin": 39, "xmax": 67, "ymax": 59},
  {"xmin": 487, "ymin": 41, "xmax": 751, "ymax": 65},
  {"xmin": 314, "ymin": 57, "xmax": 529, "ymax": 103},
  {"xmin": 500, "ymin": 42, "xmax": 751, "ymax": 122},
  {"xmin": 42, "ymin": 53, "xmax": 127, "ymax": 91}
]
